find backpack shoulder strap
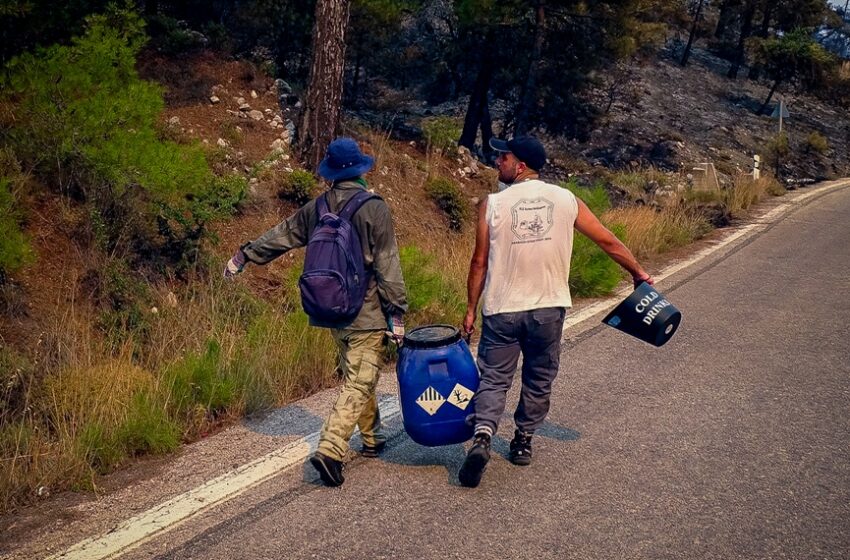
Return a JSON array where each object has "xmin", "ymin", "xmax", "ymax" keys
[
  {"xmin": 338, "ymin": 190, "xmax": 380, "ymax": 222},
  {"xmin": 316, "ymin": 192, "xmax": 331, "ymax": 217}
]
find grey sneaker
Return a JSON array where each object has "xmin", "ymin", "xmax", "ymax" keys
[
  {"xmin": 508, "ymin": 429, "xmax": 533, "ymax": 466},
  {"xmin": 459, "ymin": 433, "xmax": 491, "ymax": 488}
]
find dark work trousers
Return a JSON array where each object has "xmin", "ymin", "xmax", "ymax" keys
[{"xmin": 470, "ymin": 307, "xmax": 566, "ymax": 436}]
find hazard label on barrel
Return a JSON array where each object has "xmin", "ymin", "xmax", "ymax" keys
[
  {"xmin": 416, "ymin": 386, "xmax": 445, "ymax": 415},
  {"xmin": 447, "ymin": 383, "xmax": 473, "ymax": 410}
]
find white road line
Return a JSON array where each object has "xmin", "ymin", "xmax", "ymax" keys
[
  {"xmin": 564, "ymin": 179, "xmax": 850, "ymax": 330},
  {"xmin": 48, "ymin": 399, "xmax": 401, "ymax": 560},
  {"xmin": 49, "ymin": 179, "xmax": 849, "ymax": 560}
]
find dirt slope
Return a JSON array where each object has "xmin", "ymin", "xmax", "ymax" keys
[{"xmin": 563, "ymin": 45, "xmax": 850, "ymax": 184}]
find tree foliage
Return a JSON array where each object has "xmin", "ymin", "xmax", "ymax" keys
[
  {"xmin": 0, "ymin": 4, "xmax": 245, "ymax": 269},
  {"xmin": 707, "ymin": 0, "xmax": 834, "ymax": 79},
  {"xmin": 346, "ymin": 0, "xmax": 419, "ymax": 102},
  {"xmin": 751, "ymin": 28, "xmax": 836, "ymax": 112}
]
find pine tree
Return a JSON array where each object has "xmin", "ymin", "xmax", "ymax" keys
[{"xmin": 297, "ymin": 0, "xmax": 352, "ymax": 170}]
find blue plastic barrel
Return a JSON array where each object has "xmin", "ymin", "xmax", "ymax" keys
[{"xmin": 397, "ymin": 325, "xmax": 479, "ymax": 447}]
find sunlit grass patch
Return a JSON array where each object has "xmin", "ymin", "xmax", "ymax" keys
[
  {"xmin": 604, "ymin": 204, "xmax": 712, "ymax": 260},
  {"xmin": 723, "ymin": 174, "xmax": 785, "ymax": 216},
  {"xmin": 400, "ymin": 244, "xmax": 467, "ymax": 328}
]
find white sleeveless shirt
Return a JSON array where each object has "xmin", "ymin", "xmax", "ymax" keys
[{"xmin": 481, "ymin": 179, "xmax": 579, "ymax": 316}]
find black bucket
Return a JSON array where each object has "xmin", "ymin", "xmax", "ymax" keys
[{"xmin": 602, "ymin": 282, "xmax": 682, "ymax": 347}]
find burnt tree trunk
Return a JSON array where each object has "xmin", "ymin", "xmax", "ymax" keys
[
  {"xmin": 714, "ymin": 0, "xmax": 740, "ymax": 38},
  {"xmin": 748, "ymin": 1, "xmax": 773, "ymax": 80},
  {"xmin": 480, "ymin": 96, "xmax": 494, "ymax": 160},
  {"xmin": 298, "ymin": 0, "xmax": 351, "ymax": 171},
  {"xmin": 760, "ymin": 78, "xmax": 781, "ymax": 115},
  {"xmin": 459, "ymin": 33, "xmax": 496, "ymax": 159},
  {"xmin": 681, "ymin": 0, "xmax": 706, "ymax": 66},
  {"xmin": 727, "ymin": 1, "xmax": 756, "ymax": 79},
  {"xmin": 514, "ymin": 0, "xmax": 546, "ymax": 136}
]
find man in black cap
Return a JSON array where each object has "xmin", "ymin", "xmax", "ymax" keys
[
  {"xmin": 224, "ymin": 137, "xmax": 408, "ymax": 487},
  {"xmin": 459, "ymin": 135, "xmax": 654, "ymax": 488}
]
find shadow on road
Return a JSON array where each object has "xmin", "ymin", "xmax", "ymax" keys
[
  {"xmin": 239, "ymin": 393, "xmax": 580, "ymax": 487},
  {"xmin": 243, "ymin": 404, "xmax": 325, "ymax": 437},
  {"xmin": 374, "ymin": 418, "xmax": 581, "ymax": 486}
]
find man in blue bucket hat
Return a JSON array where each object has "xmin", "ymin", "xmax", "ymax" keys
[
  {"xmin": 224, "ymin": 137, "xmax": 408, "ymax": 487},
  {"xmin": 459, "ymin": 135, "xmax": 654, "ymax": 488}
]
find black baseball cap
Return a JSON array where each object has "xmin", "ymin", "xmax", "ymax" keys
[{"xmin": 489, "ymin": 136, "xmax": 547, "ymax": 171}]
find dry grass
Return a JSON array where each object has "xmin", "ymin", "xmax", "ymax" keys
[
  {"xmin": 0, "ymin": 160, "xmax": 787, "ymax": 513},
  {"xmin": 603, "ymin": 202, "xmax": 713, "ymax": 260},
  {"xmin": 724, "ymin": 174, "xmax": 785, "ymax": 216},
  {"xmin": 352, "ymin": 126, "xmax": 427, "ymax": 187},
  {"xmin": 0, "ymin": 419, "xmax": 55, "ymax": 509},
  {"xmin": 0, "ymin": 259, "xmax": 339, "ymax": 511},
  {"xmin": 607, "ymin": 173, "xmax": 783, "ymax": 262},
  {"xmin": 1, "ymin": 125, "xmax": 789, "ymax": 514}
]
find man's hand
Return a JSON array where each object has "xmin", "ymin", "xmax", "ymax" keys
[
  {"xmin": 633, "ymin": 272, "xmax": 654, "ymax": 288},
  {"xmin": 463, "ymin": 309, "xmax": 476, "ymax": 338},
  {"xmin": 386, "ymin": 314, "xmax": 405, "ymax": 345},
  {"xmin": 224, "ymin": 248, "xmax": 247, "ymax": 279}
]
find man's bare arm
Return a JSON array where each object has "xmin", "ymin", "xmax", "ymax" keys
[{"xmin": 464, "ymin": 199, "xmax": 490, "ymax": 334}]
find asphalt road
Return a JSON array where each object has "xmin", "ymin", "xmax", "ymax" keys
[{"xmin": 113, "ymin": 185, "xmax": 850, "ymax": 559}]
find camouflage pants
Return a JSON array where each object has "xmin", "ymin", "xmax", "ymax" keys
[{"xmin": 317, "ymin": 329, "xmax": 386, "ymax": 461}]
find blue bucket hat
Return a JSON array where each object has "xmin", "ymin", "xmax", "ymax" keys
[{"xmin": 317, "ymin": 137, "xmax": 375, "ymax": 181}]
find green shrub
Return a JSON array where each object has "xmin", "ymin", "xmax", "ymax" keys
[
  {"xmin": 163, "ymin": 339, "xmax": 236, "ymax": 422},
  {"xmin": 0, "ymin": 177, "xmax": 33, "ymax": 277},
  {"xmin": 0, "ymin": 5, "xmax": 244, "ymax": 268},
  {"xmin": 569, "ymin": 223, "xmax": 627, "ymax": 297},
  {"xmin": 560, "ymin": 180, "xmax": 612, "ymax": 214},
  {"xmin": 278, "ymin": 169, "xmax": 317, "ymax": 205},
  {"xmin": 804, "ymin": 131, "xmax": 829, "ymax": 155},
  {"xmin": 158, "ymin": 173, "xmax": 247, "ymax": 267},
  {"xmin": 75, "ymin": 421, "xmax": 124, "ymax": 474},
  {"xmin": 92, "ymin": 259, "xmax": 152, "ymax": 349},
  {"xmin": 426, "ymin": 176, "xmax": 469, "ymax": 231},
  {"xmin": 146, "ymin": 14, "xmax": 207, "ymax": 55},
  {"xmin": 555, "ymin": 181, "xmax": 625, "ymax": 296},
  {"xmin": 399, "ymin": 245, "xmax": 465, "ymax": 326},
  {"xmin": 2, "ymin": 7, "xmax": 151, "ymax": 172},
  {"xmin": 117, "ymin": 392, "xmax": 181, "ymax": 456},
  {"xmin": 73, "ymin": 391, "xmax": 179, "ymax": 474},
  {"xmin": 220, "ymin": 121, "xmax": 243, "ymax": 147},
  {"xmin": 766, "ymin": 132, "xmax": 790, "ymax": 159},
  {"xmin": 202, "ymin": 22, "xmax": 233, "ymax": 53},
  {"xmin": 607, "ymin": 169, "xmax": 669, "ymax": 202},
  {"xmin": 421, "ymin": 116, "xmax": 461, "ymax": 155}
]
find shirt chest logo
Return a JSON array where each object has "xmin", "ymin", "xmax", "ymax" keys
[{"xmin": 510, "ymin": 198, "xmax": 554, "ymax": 241}]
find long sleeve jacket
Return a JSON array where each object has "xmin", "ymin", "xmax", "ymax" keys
[{"xmin": 241, "ymin": 179, "xmax": 408, "ymax": 330}]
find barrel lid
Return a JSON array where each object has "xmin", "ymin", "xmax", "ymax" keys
[{"xmin": 403, "ymin": 324, "xmax": 461, "ymax": 349}]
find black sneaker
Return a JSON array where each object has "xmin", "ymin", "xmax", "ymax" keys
[
  {"xmin": 508, "ymin": 429, "xmax": 533, "ymax": 466},
  {"xmin": 310, "ymin": 452, "xmax": 345, "ymax": 487},
  {"xmin": 360, "ymin": 440, "xmax": 387, "ymax": 458},
  {"xmin": 459, "ymin": 433, "xmax": 491, "ymax": 488}
]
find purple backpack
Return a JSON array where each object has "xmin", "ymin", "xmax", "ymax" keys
[{"xmin": 299, "ymin": 190, "xmax": 377, "ymax": 325}]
